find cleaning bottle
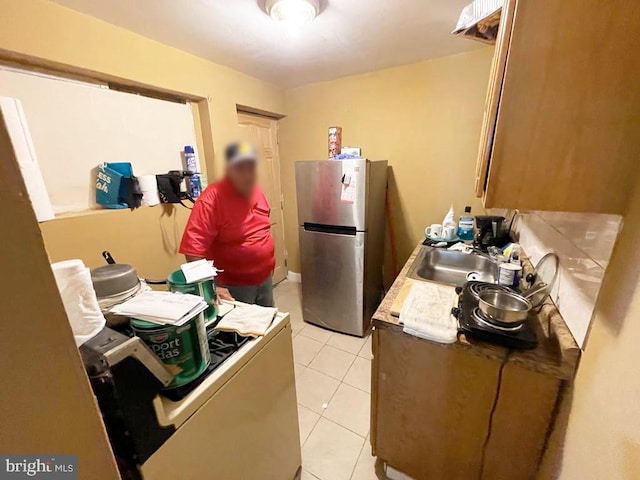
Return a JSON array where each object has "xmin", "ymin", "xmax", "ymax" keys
[
  {"xmin": 457, "ymin": 206, "xmax": 474, "ymax": 241},
  {"xmin": 184, "ymin": 145, "xmax": 202, "ymax": 199}
]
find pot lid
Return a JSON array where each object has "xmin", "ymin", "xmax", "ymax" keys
[
  {"xmin": 91, "ymin": 264, "xmax": 139, "ymax": 298},
  {"xmin": 527, "ymin": 253, "xmax": 559, "ymax": 307}
]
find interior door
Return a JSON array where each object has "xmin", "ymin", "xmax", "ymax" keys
[{"xmin": 237, "ymin": 112, "xmax": 287, "ymax": 284}]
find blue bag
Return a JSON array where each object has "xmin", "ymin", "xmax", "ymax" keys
[{"xmin": 96, "ymin": 162, "xmax": 133, "ymax": 209}]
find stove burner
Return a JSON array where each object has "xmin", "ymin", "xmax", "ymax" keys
[
  {"xmin": 469, "ymin": 282, "xmax": 511, "ymax": 300},
  {"xmin": 456, "ymin": 281, "xmax": 538, "ymax": 349},
  {"xmin": 472, "ymin": 308, "xmax": 523, "ymax": 332},
  {"xmin": 161, "ymin": 328, "xmax": 252, "ymax": 401}
]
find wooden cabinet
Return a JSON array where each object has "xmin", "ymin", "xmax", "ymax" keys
[
  {"xmin": 370, "ymin": 245, "xmax": 581, "ymax": 480},
  {"xmin": 475, "ymin": 0, "xmax": 640, "ymax": 214},
  {"xmin": 371, "ymin": 326, "xmax": 571, "ymax": 480}
]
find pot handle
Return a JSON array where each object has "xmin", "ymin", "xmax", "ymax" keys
[{"xmin": 102, "ymin": 251, "xmax": 117, "ymax": 265}]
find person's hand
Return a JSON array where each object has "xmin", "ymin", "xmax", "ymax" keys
[{"xmin": 216, "ymin": 287, "xmax": 235, "ymax": 303}]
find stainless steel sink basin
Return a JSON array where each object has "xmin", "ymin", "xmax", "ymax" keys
[{"xmin": 407, "ymin": 247, "xmax": 498, "ymax": 286}]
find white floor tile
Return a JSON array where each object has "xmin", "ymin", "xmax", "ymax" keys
[
  {"xmin": 309, "ymin": 345, "xmax": 356, "ymax": 381},
  {"xmin": 358, "ymin": 335, "xmax": 373, "ymax": 360},
  {"xmin": 299, "ymin": 323, "xmax": 333, "ymax": 344},
  {"xmin": 290, "ymin": 316, "xmax": 306, "ymax": 337},
  {"xmin": 298, "ymin": 404, "xmax": 320, "ymax": 446},
  {"xmin": 343, "ymin": 356, "xmax": 371, "ymax": 393},
  {"xmin": 302, "ymin": 418, "xmax": 365, "ymax": 480},
  {"xmin": 301, "ymin": 469, "xmax": 320, "ymax": 479},
  {"xmin": 328, "ymin": 332, "xmax": 368, "ymax": 354},
  {"xmin": 351, "ymin": 436, "xmax": 378, "ymax": 480},
  {"xmin": 293, "ymin": 335, "xmax": 324, "ymax": 366},
  {"xmin": 294, "ymin": 363, "xmax": 307, "ymax": 379},
  {"xmin": 323, "ymin": 383, "xmax": 371, "ymax": 437},
  {"xmin": 296, "ymin": 368, "xmax": 340, "ymax": 414}
]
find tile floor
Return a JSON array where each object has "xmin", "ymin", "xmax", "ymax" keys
[{"xmin": 274, "ymin": 280, "xmax": 383, "ymax": 480}]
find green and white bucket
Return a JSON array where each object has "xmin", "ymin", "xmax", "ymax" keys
[
  {"xmin": 167, "ymin": 270, "xmax": 218, "ymax": 322},
  {"xmin": 131, "ymin": 312, "xmax": 210, "ymax": 389}
]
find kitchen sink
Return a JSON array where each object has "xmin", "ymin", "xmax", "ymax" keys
[{"xmin": 407, "ymin": 247, "xmax": 498, "ymax": 286}]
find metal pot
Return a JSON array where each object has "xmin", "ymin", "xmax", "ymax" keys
[
  {"xmin": 478, "ymin": 282, "xmax": 550, "ymax": 325},
  {"xmin": 478, "ymin": 290, "xmax": 533, "ymax": 325}
]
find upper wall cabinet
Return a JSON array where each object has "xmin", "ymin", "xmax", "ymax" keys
[{"xmin": 474, "ymin": 0, "xmax": 640, "ymax": 214}]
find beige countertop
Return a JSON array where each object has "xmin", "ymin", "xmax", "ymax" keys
[{"xmin": 373, "ymin": 244, "xmax": 581, "ymax": 380}]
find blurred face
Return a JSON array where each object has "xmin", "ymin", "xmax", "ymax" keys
[{"xmin": 226, "ymin": 160, "xmax": 257, "ymax": 198}]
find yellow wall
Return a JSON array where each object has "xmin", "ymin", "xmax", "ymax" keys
[
  {"xmin": 4, "ymin": 3, "xmax": 640, "ymax": 479},
  {"xmin": 0, "ymin": 111, "xmax": 119, "ymax": 479},
  {"xmin": 1, "ymin": 0, "xmax": 285, "ymax": 274},
  {"xmin": 547, "ymin": 172, "xmax": 640, "ymax": 478},
  {"xmin": 279, "ymin": 48, "xmax": 493, "ymax": 281}
]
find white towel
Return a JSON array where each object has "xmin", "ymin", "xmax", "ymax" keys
[
  {"xmin": 214, "ymin": 304, "xmax": 277, "ymax": 337},
  {"xmin": 400, "ymin": 282, "xmax": 459, "ymax": 344},
  {"xmin": 51, "ymin": 259, "xmax": 106, "ymax": 346},
  {"xmin": 139, "ymin": 174, "xmax": 161, "ymax": 206}
]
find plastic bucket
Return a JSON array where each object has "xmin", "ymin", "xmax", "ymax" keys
[
  {"xmin": 131, "ymin": 312, "xmax": 210, "ymax": 389},
  {"xmin": 167, "ymin": 270, "xmax": 218, "ymax": 321}
]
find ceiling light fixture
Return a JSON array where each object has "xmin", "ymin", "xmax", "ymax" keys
[{"xmin": 265, "ymin": 0, "xmax": 320, "ymax": 29}]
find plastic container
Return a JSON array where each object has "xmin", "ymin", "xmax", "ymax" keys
[
  {"xmin": 498, "ymin": 262, "xmax": 523, "ymax": 287},
  {"xmin": 188, "ymin": 174, "xmax": 202, "ymax": 199},
  {"xmin": 184, "ymin": 146, "xmax": 202, "ymax": 198},
  {"xmin": 457, "ymin": 205, "xmax": 475, "ymax": 241},
  {"xmin": 184, "ymin": 146, "xmax": 198, "ymax": 173},
  {"xmin": 167, "ymin": 269, "xmax": 218, "ymax": 322},
  {"xmin": 131, "ymin": 313, "xmax": 210, "ymax": 389},
  {"xmin": 509, "ymin": 244, "xmax": 522, "ymax": 265}
]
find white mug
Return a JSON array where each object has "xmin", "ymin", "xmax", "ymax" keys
[
  {"xmin": 425, "ymin": 224, "xmax": 443, "ymax": 239},
  {"xmin": 442, "ymin": 226, "xmax": 456, "ymax": 241}
]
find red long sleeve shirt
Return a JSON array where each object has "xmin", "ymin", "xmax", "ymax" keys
[{"xmin": 179, "ymin": 178, "xmax": 275, "ymax": 286}]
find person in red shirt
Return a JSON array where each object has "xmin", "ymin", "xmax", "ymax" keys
[{"xmin": 179, "ymin": 142, "xmax": 275, "ymax": 306}]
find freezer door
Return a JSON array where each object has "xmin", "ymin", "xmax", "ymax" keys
[
  {"xmin": 295, "ymin": 159, "xmax": 367, "ymax": 230},
  {"xmin": 299, "ymin": 227, "xmax": 367, "ymax": 337}
]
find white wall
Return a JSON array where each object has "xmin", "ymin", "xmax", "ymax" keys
[
  {"xmin": 0, "ymin": 67, "xmax": 200, "ymax": 213},
  {"xmin": 515, "ymin": 211, "xmax": 622, "ymax": 347}
]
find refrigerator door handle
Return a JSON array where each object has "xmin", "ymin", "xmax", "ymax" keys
[{"xmin": 303, "ymin": 223, "xmax": 357, "ymax": 236}]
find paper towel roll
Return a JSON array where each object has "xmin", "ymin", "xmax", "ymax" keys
[
  {"xmin": 52, "ymin": 259, "xmax": 106, "ymax": 346},
  {"xmin": 139, "ymin": 175, "xmax": 161, "ymax": 207}
]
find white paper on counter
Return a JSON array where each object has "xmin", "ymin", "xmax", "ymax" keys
[
  {"xmin": 0, "ymin": 97, "xmax": 54, "ymax": 221},
  {"xmin": 180, "ymin": 259, "xmax": 218, "ymax": 283},
  {"xmin": 111, "ymin": 291, "xmax": 208, "ymax": 325}
]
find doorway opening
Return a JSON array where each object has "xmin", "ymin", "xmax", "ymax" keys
[{"xmin": 237, "ymin": 111, "xmax": 287, "ymax": 284}]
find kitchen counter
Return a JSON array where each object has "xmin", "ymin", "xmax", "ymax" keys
[
  {"xmin": 373, "ymin": 243, "xmax": 580, "ymax": 380},
  {"xmin": 371, "ymin": 243, "xmax": 582, "ymax": 479}
]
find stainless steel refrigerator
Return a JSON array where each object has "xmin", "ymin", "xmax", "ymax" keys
[{"xmin": 295, "ymin": 159, "xmax": 388, "ymax": 337}]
